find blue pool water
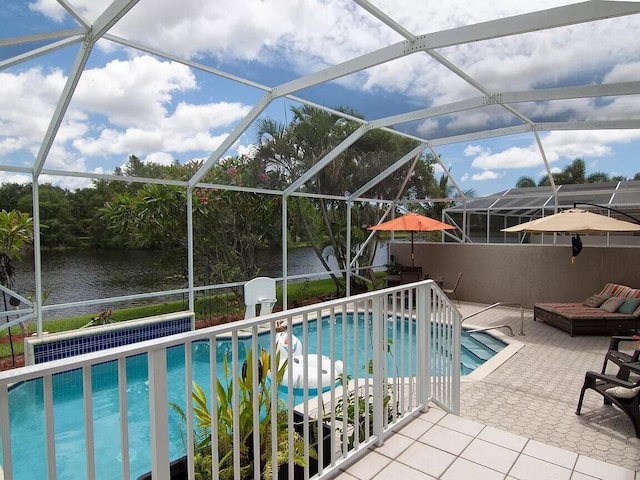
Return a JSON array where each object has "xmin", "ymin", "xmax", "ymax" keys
[{"xmin": 3, "ymin": 313, "xmax": 504, "ymax": 480}]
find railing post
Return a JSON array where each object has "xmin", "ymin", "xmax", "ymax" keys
[
  {"xmin": 372, "ymin": 296, "xmax": 384, "ymax": 446},
  {"xmin": 417, "ymin": 283, "xmax": 430, "ymax": 411},
  {"xmin": 0, "ymin": 385, "xmax": 11, "ymax": 478},
  {"xmin": 451, "ymin": 308, "xmax": 461, "ymax": 415},
  {"xmin": 148, "ymin": 348, "xmax": 170, "ymax": 480}
]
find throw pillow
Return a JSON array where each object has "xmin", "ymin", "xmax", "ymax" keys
[
  {"xmin": 605, "ymin": 385, "xmax": 640, "ymax": 399},
  {"xmin": 600, "ymin": 296, "xmax": 626, "ymax": 313},
  {"xmin": 617, "ymin": 298, "xmax": 640, "ymax": 314},
  {"xmin": 582, "ymin": 294, "xmax": 609, "ymax": 308}
]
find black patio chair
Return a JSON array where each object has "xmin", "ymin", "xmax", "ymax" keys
[
  {"xmin": 576, "ymin": 370, "xmax": 640, "ymax": 438},
  {"xmin": 600, "ymin": 335, "xmax": 640, "ymax": 380}
]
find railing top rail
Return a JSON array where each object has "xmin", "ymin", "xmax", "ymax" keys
[{"xmin": 0, "ymin": 283, "xmax": 441, "ymax": 385}]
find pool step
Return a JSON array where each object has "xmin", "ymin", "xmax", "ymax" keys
[
  {"xmin": 460, "ymin": 362, "xmax": 475, "ymax": 375},
  {"xmin": 468, "ymin": 332, "xmax": 506, "ymax": 353},
  {"xmin": 432, "ymin": 340, "xmax": 486, "ymax": 374},
  {"xmin": 461, "ymin": 335, "xmax": 495, "ymax": 361}
]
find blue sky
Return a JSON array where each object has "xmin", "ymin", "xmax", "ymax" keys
[{"xmin": 2, "ymin": 0, "xmax": 640, "ymax": 196}]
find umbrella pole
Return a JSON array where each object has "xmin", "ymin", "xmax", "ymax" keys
[{"xmin": 411, "ymin": 232, "xmax": 414, "ymax": 267}]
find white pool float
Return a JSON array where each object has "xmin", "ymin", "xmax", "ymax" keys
[
  {"xmin": 273, "ymin": 332, "xmax": 343, "ymax": 392},
  {"xmin": 280, "ymin": 354, "xmax": 344, "ymax": 391},
  {"xmin": 275, "ymin": 331, "xmax": 303, "ymax": 357}
]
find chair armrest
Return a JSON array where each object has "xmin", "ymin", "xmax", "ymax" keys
[
  {"xmin": 609, "ymin": 335, "xmax": 640, "ymax": 351},
  {"xmin": 586, "ymin": 370, "xmax": 640, "ymax": 389},
  {"xmin": 602, "ymin": 336, "xmax": 640, "ymax": 375}
]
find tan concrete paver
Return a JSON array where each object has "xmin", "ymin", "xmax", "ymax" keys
[{"xmin": 457, "ymin": 302, "xmax": 640, "ymax": 472}]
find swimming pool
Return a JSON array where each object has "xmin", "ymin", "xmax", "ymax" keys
[{"xmin": 3, "ymin": 313, "xmax": 504, "ymax": 480}]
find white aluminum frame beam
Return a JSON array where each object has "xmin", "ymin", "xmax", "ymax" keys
[
  {"xmin": 57, "ymin": 0, "xmax": 91, "ymax": 29},
  {"xmin": 0, "ymin": 29, "xmax": 85, "ymax": 47},
  {"xmin": 0, "ymin": 36, "xmax": 85, "ymax": 71},
  {"xmin": 350, "ymin": 143, "xmax": 428, "ymax": 199},
  {"xmin": 363, "ymin": 82, "xmax": 640, "ymax": 132},
  {"xmin": 188, "ymin": 92, "xmax": 275, "ymax": 186},
  {"xmin": 283, "ymin": 125, "xmax": 371, "ymax": 195},
  {"xmin": 112, "ymin": 2, "xmax": 640, "ymax": 191},
  {"xmin": 275, "ymin": 1, "xmax": 640, "ymax": 98},
  {"xmin": 33, "ymin": 0, "xmax": 141, "ymax": 177}
]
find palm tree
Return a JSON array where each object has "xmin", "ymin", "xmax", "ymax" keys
[
  {"xmin": 586, "ymin": 172, "xmax": 611, "ymax": 183},
  {"xmin": 255, "ymin": 107, "xmax": 359, "ymax": 294},
  {"xmin": 423, "ymin": 172, "xmax": 475, "ymax": 221},
  {"xmin": 0, "ymin": 209, "xmax": 34, "ymax": 289},
  {"xmin": 516, "ymin": 176, "xmax": 537, "ymax": 188},
  {"xmin": 255, "ymin": 105, "xmax": 434, "ymax": 296},
  {"xmin": 563, "ymin": 158, "xmax": 587, "ymax": 183},
  {"xmin": 519, "ymin": 158, "xmax": 620, "ymax": 188},
  {"xmin": 0, "ymin": 209, "xmax": 34, "ymax": 342}
]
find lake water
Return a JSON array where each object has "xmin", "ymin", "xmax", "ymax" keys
[{"xmin": 8, "ymin": 244, "xmax": 388, "ymax": 320}]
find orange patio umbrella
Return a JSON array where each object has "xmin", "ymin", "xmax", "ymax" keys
[{"xmin": 368, "ymin": 212, "xmax": 456, "ymax": 266}]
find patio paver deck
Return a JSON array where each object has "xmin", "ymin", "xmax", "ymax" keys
[{"xmin": 337, "ymin": 302, "xmax": 640, "ymax": 479}]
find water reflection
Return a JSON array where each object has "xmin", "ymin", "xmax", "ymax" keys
[{"xmin": 9, "ymin": 245, "xmax": 387, "ymax": 319}]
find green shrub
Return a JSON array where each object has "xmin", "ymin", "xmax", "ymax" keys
[{"xmin": 170, "ymin": 349, "xmax": 313, "ymax": 479}]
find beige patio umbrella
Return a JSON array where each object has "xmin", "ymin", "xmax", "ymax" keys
[
  {"xmin": 502, "ymin": 208, "xmax": 640, "ymax": 263},
  {"xmin": 501, "ymin": 208, "xmax": 640, "ymax": 233},
  {"xmin": 368, "ymin": 212, "xmax": 456, "ymax": 266}
]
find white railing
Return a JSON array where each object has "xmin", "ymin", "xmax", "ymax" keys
[{"xmin": 0, "ymin": 280, "xmax": 461, "ymax": 480}]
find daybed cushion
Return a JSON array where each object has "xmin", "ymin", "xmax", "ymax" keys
[
  {"xmin": 582, "ymin": 294, "xmax": 609, "ymax": 308},
  {"xmin": 600, "ymin": 297, "xmax": 626, "ymax": 313},
  {"xmin": 537, "ymin": 283, "xmax": 640, "ymax": 315},
  {"xmin": 534, "ymin": 283, "xmax": 640, "ymax": 335},
  {"xmin": 600, "ymin": 283, "xmax": 640, "ymax": 300},
  {"xmin": 534, "ymin": 303, "xmax": 634, "ymax": 320},
  {"xmin": 618, "ymin": 298, "xmax": 640, "ymax": 314}
]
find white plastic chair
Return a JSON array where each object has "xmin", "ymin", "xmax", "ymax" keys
[{"xmin": 244, "ymin": 277, "xmax": 277, "ymax": 319}]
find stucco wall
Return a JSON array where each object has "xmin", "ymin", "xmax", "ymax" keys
[{"xmin": 388, "ymin": 242, "xmax": 640, "ymax": 308}]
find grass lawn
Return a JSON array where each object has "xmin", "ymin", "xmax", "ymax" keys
[{"xmin": 0, "ymin": 277, "xmax": 359, "ymax": 362}]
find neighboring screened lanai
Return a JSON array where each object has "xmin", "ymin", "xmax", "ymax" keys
[
  {"xmin": 443, "ymin": 180, "xmax": 640, "ymax": 244},
  {"xmin": 2, "ymin": 1, "xmax": 640, "ymax": 334}
]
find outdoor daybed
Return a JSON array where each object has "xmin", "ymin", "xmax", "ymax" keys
[{"xmin": 534, "ymin": 283, "xmax": 640, "ymax": 336}]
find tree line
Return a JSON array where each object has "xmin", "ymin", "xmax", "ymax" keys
[
  {"xmin": 516, "ymin": 158, "xmax": 640, "ymax": 188},
  {"xmin": 0, "ymin": 106, "xmax": 447, "ymax": 294},
  {"xmin": 4, "ymin": 112, "xmax": 636, "ymax": 295}
]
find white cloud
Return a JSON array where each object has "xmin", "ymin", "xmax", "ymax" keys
[
  {"xmin": 416, "ymin": 118, "xmax": 439, "ymax": 136},
  {"xmin": 0, "ymin": 57, "xmax": 252, "ymax": 177},
  {"xmin": 472, "ymin": 145, "xmax": 551, "ymax": 170},
  {"xmin": 0, "ymin": 172, "xmax": 32, "ymax": 185},
  {"xmin": 0, "ymin": 67, "xmax": 65, "ymax": 143},
  {"xmin": 236, "ymin": 144, "xmax": 257, "ymax": 157},
  {"xmin": 468, "ymin": 130, "xmax": 640, "ymax": 172},
  {"xmin": 26, "ymin": 1, "xmax": 640, "ymax": 102},
  {"xmin": 464, "ymin": 145, "xmax": 488, "ymax": 157},
  {"xmin": 28, "ymin": 0, "xmax": 67, "ymax": 22},
  {"xmin": 15, "ymin": 0, "xmax": 640, "ymax": 192},
  {"xmin": 72, "ymin": 57, "xmax": 197, "ymax": 129},
  {"xmin": 603, "ymin": 62, "xmax": 640, "ymax": 83},
  {"xmin": 39, "ymin": 174, "xmax": 94, "ymax": 190},
  {"xmin": 144, "ymin": 152, "xmax": 175, "ymax": 166},
  {"xmin": 471, "ymin": 170, "xmax": 504, "ymax": 181}
]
